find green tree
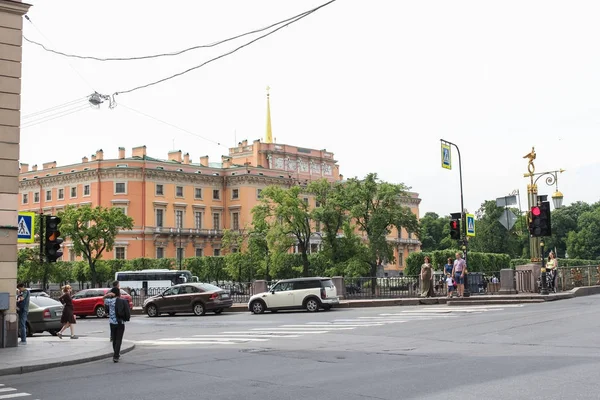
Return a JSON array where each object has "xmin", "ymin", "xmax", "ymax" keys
[
  {"xmin": 58, "ymin": 205, "xmax": 134, "ymax": 287},
  {"xmin": 545, "ymin": 201, "xmax": 593, "ymax": 258},
  {"xmin": 309, "ymin": 179, "xmax": 349, "ymax": 265},
  {"xmin": 344, "ymin": 173, "xmax": 419, "ymax": 289},
  {"xmin": 419, "ymin": 212, "xmax": 453, "ymax": 251},
  {"xmin": 253, "ymin": 185, "xmax": 313, "ymax": 277},
  {"xmin": 566, "ymin": 207, "xmax": 600, "ymax": 260},
  {"xmin": 468, "ymin": 200, "xmax": 526, "ymax": 258}
]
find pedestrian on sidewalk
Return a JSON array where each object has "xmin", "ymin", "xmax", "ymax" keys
[
  {"xmin": 104, "ymin": 287, "xmax": 128, "ymax": 362},
  {"xmin": 57, "ymin": 285, "xmax": 78, "ymax": 339},
  {"xmin": 420, "ymin": 257, "xmax": 433, "ymax": 297},
  {"xmin": 104, "ymin": 281, "xmax": 120, "ymax": 342},
  {"xmin": 452, "ymin": 252, "xmax": 467, "ymax": 297},
  {"xmin": 16, "ymin": 283, "xmax": 30, "ymax": 345}
]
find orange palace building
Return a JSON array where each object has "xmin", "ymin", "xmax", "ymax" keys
[{"xmin": 18, "ymin": 96, "xmax": 422, "ymax": 276}]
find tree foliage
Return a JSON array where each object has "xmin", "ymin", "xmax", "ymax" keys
[{"xmin": 58, "ymin": 205, "xmax": 134, "ymax": 287}]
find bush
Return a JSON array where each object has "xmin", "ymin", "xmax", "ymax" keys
[
  {"xmin": 510, "ymin": 258, "xmax": 599, "ymax": 268},
  {"xmin": 407, "ymin": 250, "xmax": 511, "ymax": 276}
]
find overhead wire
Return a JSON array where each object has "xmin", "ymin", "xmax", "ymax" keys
[
  {"xmin": 119, "ymin": 103, "xmax": 227, "ymax": 148},
  {"xmin": 113, "ymin": 0, "xmax": 336, "ymax": 96},
  {"xmin": 22, "ymin": 104, "xmax": 91, "ymax": 129},
  {"xmin": 22, "ymin": 96, "xmax": 90, "ymax": 120},
  {"xmin": 21, "ymin": 1, "xmax": 331, "ymax": 62},
  {"xmin": 24, "ymin": 15, "xmax": 96, "ymax": 91}
]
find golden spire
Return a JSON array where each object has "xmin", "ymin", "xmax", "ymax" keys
[{"xmin": 265, "ymin": 86, "xmax": 273, "ymax": 143}]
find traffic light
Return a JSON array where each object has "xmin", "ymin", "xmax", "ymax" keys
[
  {"xmin": 44, "ymin": 216, "xmax": 63, "ymax": 262},
  {"xmin": 529, "ymin": 201, "xmax": 551, "ymax": 237},
  {"xmin": 450, "ymin": 219, "xmax": 461, "ymax": 240}
]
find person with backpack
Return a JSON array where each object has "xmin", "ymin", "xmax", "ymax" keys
[{"xmin": 104, "ymin": 287, "xmax": 130, "ymax": 362}]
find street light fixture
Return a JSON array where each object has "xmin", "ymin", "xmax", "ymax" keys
[{"xmin": 523, "ymin": 147, "xmax": 565, "ymax": 263}]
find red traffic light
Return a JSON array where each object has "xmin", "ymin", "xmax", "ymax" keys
[
  {"xmin": 531, "ymin": 206, "xmax": 541, "ymax": 216},
  {"xmin": 451, "ymin": 221, "xmax": 458, "ymax": 229}
]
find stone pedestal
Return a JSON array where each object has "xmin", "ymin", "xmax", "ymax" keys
[
  {"xmin": 516, "ymin": 263, "xmax": 541, "ymax": 293},
  {"xmin": 332, "ymin": 276, "xmax": 344, "ymax": 299},
  {"xmin": 499, "ymin": 269, "xmax": 517, "ymax": 294}
]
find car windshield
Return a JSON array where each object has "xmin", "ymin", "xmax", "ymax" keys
[{"xmin": 30, "ymin": 297, "xmax": 62, "ymax": 307}]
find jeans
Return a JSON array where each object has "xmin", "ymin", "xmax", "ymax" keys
[
  {"xmin": 18, "ymin": 310, "xmax": 28, "ymax": 342},
  {"xmin": 110, "ymin": 323, "xmax": 125, "ymax": 359}
]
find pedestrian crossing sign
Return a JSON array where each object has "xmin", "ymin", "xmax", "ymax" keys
[
  {"xmin": 17, "ymin": 212, "xmax": 35, "ymax": 243},
  {"xmin": 466, "ymin": 213, "xmax": 475, "ymax": 237},
  {"xmin": 441, "ymin": 142, "xmax": 451, "ymax": 170}
]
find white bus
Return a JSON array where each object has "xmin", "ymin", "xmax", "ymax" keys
[{"xmin": 115, "ymin": 269, "xmax": 199, "ymax": 296}]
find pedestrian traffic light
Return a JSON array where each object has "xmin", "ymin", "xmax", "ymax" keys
[
  {"xmin": 529, "ymin": 201, "xmax": 551, "ymax": 237},
  {"xmin": 450, "ymin": 219, "xmax": 461, "ymax": 240},
  {"xmin": 44, "ymin": 216, "xmax": 63, "ymax": 262}
]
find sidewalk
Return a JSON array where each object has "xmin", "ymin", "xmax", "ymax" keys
[{"xmin": 0, "ymin": 336, "xmax": 135, "ymax": 377}]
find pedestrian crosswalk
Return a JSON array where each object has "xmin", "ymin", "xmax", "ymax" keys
[
  {"xmin": 135, "ymin": 305, "xmax": 524, "ymax": 347},
  {"xmin": 0, "ymin": 384, "xmax": 38, "ymax": 399}
]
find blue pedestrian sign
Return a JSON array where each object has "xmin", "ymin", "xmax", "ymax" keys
[
  {"xmin": 17, "ymin": 212, "xmax": 35, "ymax": 243},
  {"xmin": 441, "ymin": 142, "xmax": 452, "ymax": 170},
  {"xmin": 466, "ymin": 213, "xmax": 476, "ymax": 237}
]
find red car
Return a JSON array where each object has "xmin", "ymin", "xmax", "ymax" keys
[{"xmin": 72, "ymin": 288, "xmax": 133, "ymax": 318}]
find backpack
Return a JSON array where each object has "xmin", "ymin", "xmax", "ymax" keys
[{"xmin": 115, "ymin": 298, "xmax": 131, "ymax": 322}]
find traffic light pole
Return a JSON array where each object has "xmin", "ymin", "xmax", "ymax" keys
[
  {"xmin": 39, "ymin": 213, "xmax": 45, "ymax": 263},
  {"xmin": 441, "ymin": 139, "xmax": 469, "ymax": 297},
  {"xmin": 540, "ymin": 240, "xmax": 549, "ymax": 295}
]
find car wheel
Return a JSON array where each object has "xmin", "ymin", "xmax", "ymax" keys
[
  {"xmin": 49, "ymin": 330, "xmax": 59, "ymax": 336},
  {"xmin": 146, "ymin": 304, "xmax": 159, "ymax": 317},
  {"xmin": 26, "ymin": 323, "xmax": 33, "ymax": 337},
  {"xmin": 305, "ymin": 298, "xmax": 320, "ymax": 312},
  {"xmin": 250, "ymin": 300, "xmax": 266, "ymax": 314},
  {"xmin": 193, "ymin": 302, "xmax": 205, "ymax": 316},
  {"xmin": 168, "ymin": 312, "xmax": 176, "ymax": 316},
  {"xmin": 95, "ymin": 305, "xmax": 106, "ymax": 318},
  {"xmin": 214, "ymin": 309, "xmax": 223, "ymax": 315}
]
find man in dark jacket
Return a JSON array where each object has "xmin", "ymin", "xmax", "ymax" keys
[{"xmin": 16, "ymin": 283, "xmax": 30, "ymax": 345}]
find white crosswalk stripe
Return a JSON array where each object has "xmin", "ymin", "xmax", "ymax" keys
[
  {"xmin": 0, "ymin": 384, "xmax": 32, "ymax": 399},
  {"xmin": 135, "ymin": 305, "xmax": 523, "ymax": 347}
]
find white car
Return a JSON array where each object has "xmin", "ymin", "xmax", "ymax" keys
[{"xmin": 248, "ymin": 277, "xmax": 339, "ymax": 314}]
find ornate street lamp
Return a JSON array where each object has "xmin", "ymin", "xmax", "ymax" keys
[{"xmin": 552, "ymin": 190, "xmax": 564, "ymax": 209}]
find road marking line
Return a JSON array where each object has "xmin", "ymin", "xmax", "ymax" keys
[
  {"xmin": 220, "ymin": 332, "xmax": 303, "ymax": 337},
  {"xmin": 248, "ymin": 329, "xmax": 328, "ymax": 334},
  {"xmin": 0, "ymin": 389, "xmax": 16, "ymax": 393},
  {"xmin": 194, "ymin": 333, "xmax": 301, "ymax": 338},
  {"xmin": 0, "ymin": 393, "xmax": 32, "ymax": 399},
  {"xmin": 253, "ymin": 327, "xmax": 353, "ymax": 331},
  {"xmin": 137, "ymin": 340, "xmax": 238, "ymax": 345},
  {"xmin": 159, "ymin": 337, "xmax": 269, "ymax": 342},
  {"xmin": 298, "ymin": 323, "xmax": 384, "ymax": 327}
]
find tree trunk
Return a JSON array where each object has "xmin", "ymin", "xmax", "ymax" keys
[
  {"xmin": 370, "ymin": 263, "xmax": 377, "ymax": 296},
  {"xmin": 301, "ymin": 250, "xmax": 310, "ymax": 277},
  {"xmin": 89, "ymin": 258, "xmax": 97, "ymax": 287}
]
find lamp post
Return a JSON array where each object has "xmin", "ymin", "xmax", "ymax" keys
[{"xmin": 522, "ymin": 147, "xmax": 565, "ymax": 262}]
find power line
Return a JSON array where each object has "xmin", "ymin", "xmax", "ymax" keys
[
  {"xmin": 113, "ymin": 0, "xmax": 336, "ymax": 96},
  {"xmin": 22, "ymin": 104, "xmax": 91, "ymax": 129},
  {"xmin": 22, "ymin": 2, "xmax": 326, "ymax": 62},
  {"xmin": 24, "ymin": 15, "xmax": 96, "ymax": 91},
  {"xmin": 119, "ymin": 103, "xmax": 227, "ymax": 148},
  {"xmin": 22, "ymin": 96, "xmax": 90, "ymax": 120}
]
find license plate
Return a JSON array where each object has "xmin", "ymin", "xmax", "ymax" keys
[
  {"xmin": 221, "ymin": 294, "xmax": 229, "ymax": 299},
  {"xmin": 56, "ymin": 311, "xmax": 62, "ymax": 316}
]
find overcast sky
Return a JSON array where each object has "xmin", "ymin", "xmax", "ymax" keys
[{"xmin": 19, "ymin": 0, "xmax": 600, "ymax": 217}]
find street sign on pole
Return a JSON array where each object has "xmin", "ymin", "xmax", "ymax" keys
[
  {"xmin": 466, "ymin": 213, "xmax": 476, "ymax": 237},
  {"xmin": 499, "ymin": 209, "xmax": 518, "ymax": 231},
  {"xmin": 496, "ymin": 195, "xmax": 517, "ymax": 208},
  {"xmin": 17, "ymin": 212, "xmax": 35, "ymax": 243},
  {"xmin": 441, "ymin": 142, "xmax": 452, "ymax": 170}
]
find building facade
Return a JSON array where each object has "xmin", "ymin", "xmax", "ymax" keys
[
  {"xmin": 0, "ymin": 0, "xmax": 31, "ymax": 348},
  {"xmin": 18, "ymin": 91, "xmax": 421, "ymax": 277}
]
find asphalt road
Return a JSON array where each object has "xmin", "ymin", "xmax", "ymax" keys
[{"xmin": 4, "ymin": 296, "xmax": 600, "ymax": 400}]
